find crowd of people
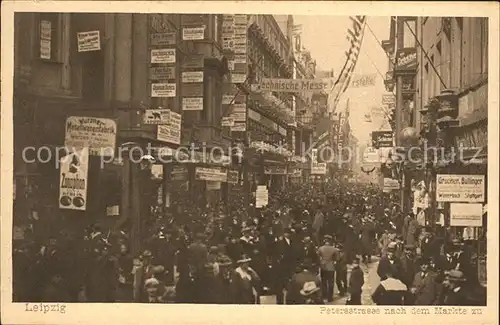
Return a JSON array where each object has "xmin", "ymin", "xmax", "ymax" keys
[{"xmin": 13, "ymin": 179, "xmax": 485, "ymax": 305}]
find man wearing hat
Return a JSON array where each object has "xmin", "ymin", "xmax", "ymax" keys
[
  {"xmin": 188, "ymin": 233, "xmax": 209, "ymax": 303},
  {"xmin": 239, "ymin": 227, "xmax": 255, "ymax": 256},
  {"xmin": 371, "ymin": 268, "xmax": 410, "ymax": 305},
  {"xmin": 410, "ymin": 257, "xmax": 439, "ymax": 305},
  {"xmin": 317, "ymin": 234, "xmax": 339, "ymax": 303},
  {"xmin": 286, "ymin": 259, "xmax": 320, "ymax": 304},
  {"xmin": 275, "ymin": 227, "xmax": 296, "ymax": 304},
  {"xmin": 399, "ymin": 244, "xmax": 418, "ymax": 288},
  {"xmin": 230, "ymin": 254, "xmax": 261, "ymax": 304},
  {"xmin": 377, "ymin": 242, "xmax": 403, "ymax": 281},
  {"xmin": 443, "ymin": 270, "xmax": 470, "ymax": 305},
  {"xmin": 300, "ymin": 281, "xmax": 323, "ymax": 304}
]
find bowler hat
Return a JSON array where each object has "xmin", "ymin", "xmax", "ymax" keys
[
  {"xmin": 448, "ymin": 270, "xmax": 466, "ymax": 282},
  {"xmin": 300, "ymin": 281, "xmax": 320, "ymax": 296},
  {"xmin": 236, "ymin": 254, "xmax": 252, "ymax": 264}
]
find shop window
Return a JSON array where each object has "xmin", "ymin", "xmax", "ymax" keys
[
  {"xmin": 402, "ymin": 19, "xmax": 416, "ymax": 48},
  {"xmin": 37, "ymin": 13, "xmax": 62, "ymax": 62}
]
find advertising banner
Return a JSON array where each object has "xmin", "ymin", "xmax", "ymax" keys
[
  {"xmin": 183, "ymin": 27, "xmax": 205, "ymax": 40},
  {"xmin": 77, "ymin": 31, "xmax": 101, "ymax": 52},
  {"xmin": 182, "ymin": 97, "xmax": 203, "ymax": 111},
  {"xmin": 59, "ymin": 147, "xmax": 89, "ymax": 211},
  {"xmin": 151, "ymin": 49, "xmax": 176, "ymax": 64},
  {"xmin": 450, "ymin": 203, "xmax": 483, "ymax": 227},
  {"xmin": 259, "ymin": 78, "xmax": 329, "ymax": 93},
  {"xmin": 436, "ymin": 174, "xmax": 485, "ymax": 202},
  {"xmin": 350, "ymin": 74, "xmax": 377, "ymax": 88},
  {"xmin": 195, "ymin": 167, "xmax": 227, "ymax": 182},
  {"xmin": 64, "ymin": 116, "xmax": 117, "ymax": 156},
  {"xmin": 182, "ymin": 71, "xmax": 204, "ymax": 83},
  {"xmin": 143, "ymin": 109, "xmax": 170, "ymax": 125},
  {"xmin": 157, "ymin": 111, "xmax": 181, "ymax": 145},
  {"xmin": 151, "ymin": 83, "xmax": 176, "ymax": 97}
]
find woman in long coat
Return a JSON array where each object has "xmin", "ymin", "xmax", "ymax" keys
[{"xmin": 230, "ymin": 255, "xmax": 261, "ymax": 304}]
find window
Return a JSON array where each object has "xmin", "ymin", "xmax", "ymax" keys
[
  {"xmin": 213, "ymin": 14, "xmax": 221, "ymax": 44},
  {"xmin": 37, "ymin": 13, "xmax": 62, "ymax": 62},
  {"xmin": 403, "ymin": 19, "xmax": 416, "ymax": 48}
]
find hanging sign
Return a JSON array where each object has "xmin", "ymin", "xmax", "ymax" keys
[
  {"xmin": 182, "ymin": 26, "xmax": 205, "ymax": 40},
  {"xmin": 231, "ymin": 74, "xmax": 247, "ymax": 84},
  {"xmin": 195, "ymin": 167, "xmax": 228, "ymax": 182},
  {"xmin": 311, "ymin": 163, "xmax": 327, "ymax": 175},
  {"xmin": 77, "ymin": 31, "xmax": 101, "ymax": 52},
  {"xmin": 182, "ymin": 55, "xmax": 205, "ymax": 69},
  {"xmin": 157, "ymin": 111, "xmax": 181, "ymax": 145},
  {"xmin": 371, "ymin": 131, "xmax": 394, "ymax": 148},
  {"xmin": 40, "ymin": 20, "xmax": 52, "ymax": 59},
  {"xmin": 383, "ymin": 178, "xmax": 400, "ymax": 191},
  {"xmin": 64, "ymin": 116, "xmax": 117, "ymax": 156},
  {"xmin": 59, "ymin": 147, "xmax": 89, "ymax": 211},
  {"xmin": 151, "ymin": 49, "xmax": 176, "ymax": 64},
  {"xmin": 150, "ymin": 32, "xmax": 176, "ymax": 46},
  {"xmin": 382, "ymin": 94, "xmax": 396, "ymax": 105},
  {"xmin": 143, "ymin": 109, "xmax": 170, "ymax": 125},
  {"xmin": 182, "ymin": 97, "xmax": 203, "ymax": 111},
  {"xmin": 171, "ymin": 166, "xmax": 188, "ymax": 181},
  {"xmin": 450, "ymin": 203, "xmax": 483, "ymax": 227},
  {"xmin": 255, "ymin": 185, "xmax": 268, "ymax": 208},
  {"xmin": 151, "ymin": 83, "xmax": 176, "ymax": 97},
  {"xmin": 436, "ymin": 174, "xmax": 485, "ymax": 202},
  {"xmin": 264, "ymin": 166, "xmax": 287, "ymax": 175},
  {"xmin": 181, "ymin": 83, "xmax": 204, "ymax": 97},
  {"xmin": 394, "ymin": 47, "xmax": 417, "ymax": 74},
  {"xmin": 182, "ymin": 71, "xmax": 204, "ymax": 83},
  {"xmin": 227, "ymin": 170, "xmax": 239, "ymax": 184}
]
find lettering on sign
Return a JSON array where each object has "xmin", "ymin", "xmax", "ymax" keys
[
  {"xmin": 77, "ymin": 31, "xmax": 101, "ymax": 52},
  {"xmin": 182, "ymin": 71, "xmax": 204, "ymax": 83},
  {"xmin": 182, "ymin": 55, "xmax": 205, "ymax": 69},
  {"xmin": 351, "ymin": 74, "xmax": 377, "ymax": 88},
  {"xmin": 395, "ymin": 48, "xmax": 417, "ymax": 72},
  {"xmin": 151, "ymin": 83, "xmax": 176, "ymax": 97},
  {"xmin": 182, "ymin": 97, "xmax": 204, "ymax": 111},
  {"xmin": 150, "ymin": 32, "xmax": 176, "ymax": 46},
  {"xmin": 151, "ymin": 49, "xmax": 176, "ymax": 64},
  {"xmin": 260, "ymin": 78, "xmax": 329, "ymax": 93},
  {"xmin": 143, "ymin": 109, "xmax": 170, "ymax": 125},
  {"xmin": 436, "ymin": 174, "xmax": 485, "ymax": 203},
  {"xmin": 182, "ymin": 27, "xmax": 205, "ymax": 41},
  {"xmin": 181, "ymin": 83, "xmax": 204, "ymax": 97},
  {"xmin": 149, "ymin": 66, "xmax": 175, "ymax": 80}
]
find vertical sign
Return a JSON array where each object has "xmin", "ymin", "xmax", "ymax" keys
[{"xmin": 59, "ymin": 147, "xmax": 89, "ymax": 211}]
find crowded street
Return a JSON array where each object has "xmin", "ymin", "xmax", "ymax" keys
[{"xmin": 9, "ymin": 12, "xmax": 489, "ymax": 307}]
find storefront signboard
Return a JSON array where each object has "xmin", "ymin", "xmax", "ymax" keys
[
  {"xmin": 206, "ymin": 181, "xmax": 221, "ymax": 190},
  {"xmin": 151, "ymin": 83, "xmax": 176, "ymax": 97},
  {"xmin": 182, "ymin": 26, "xmax": 205, "ymax": 40},
  {"xmin": 450, "ymin": 203, "xmax": 483, "ymax": 227},
  {"xmin": 151, "ymin": 49, "xmax": 176, "ymax": 64},
  {"xmin": 150, "ymin": 32, "xmax": 176, "ymax": 46},
  {"xmin": 182, "ymin": 71, "xmax": 204, "ymax": 83},
  {"xmin": 143, "ymin": 109, "xmax": 170, "ymax": 125},
  {"xmin": 264, "ymin": 166, "xmax": 287, "ymax": 175},
  {"xmin": 311, "ymin": 163, "xmax": 327, "ymax": 175},
  {"xmin": 436, "ymin": 174, "xmax": 485, "ymax": 202},
  {"xmin": 227, "ymin": 170, "xmax": 239, "ymax": 184},
  {"xmin": 259, "ymin": 78, "xmax": 329, "ymax": 93},
  {"xmin": 182, "ymin": 97, "xmax": 203, "ymax": 111},
  {"xmin": 157, "ymin": 111, "xmax": 181, "ymax": 145}
]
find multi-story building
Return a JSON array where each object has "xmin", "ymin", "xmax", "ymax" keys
[
  {"xmin": 383, "ymin": 16, "xmax": 488, "ymax": 283},
  {"xmin": 13, "ymin": 13, "xmax": 241, "ymax": 253}
]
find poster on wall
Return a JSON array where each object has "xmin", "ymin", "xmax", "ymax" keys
[
  {"xmin": 59, "ymin": 147, "xmax": 89, "ymax": 211},
  {"xmin": 64, "ymin": 116, "xmax": 117, "ymax": 156},
  {"xmin": 77, "ymin": 31, "xmax": 101, "ymax": 52}
]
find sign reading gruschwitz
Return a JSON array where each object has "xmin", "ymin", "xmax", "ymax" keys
[{"xmin": 259, "ymin": 78, "xmax": 329, "ymax": 93}]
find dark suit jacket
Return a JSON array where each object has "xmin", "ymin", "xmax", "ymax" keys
[
  {"xmin": 412, "ymin": 271, "xmax": 439, "ymax": 305},
  {"xmin": 399, "ymin": 256, "xmax": 417, "ymax": 288},
  {"xmin": 443, "ymin": 287, "xmax": 470, "ymax": 305},
  {"xmin": 377, "ymin": 257, "xmax": 402, "ymax": 281},
  {"xmin": 187, "ymin": 242, "xmax": 208, "ymax": 274},
  {"xmin": 348, "ymin": 267, "xmax": 364, "ymax": 294}
]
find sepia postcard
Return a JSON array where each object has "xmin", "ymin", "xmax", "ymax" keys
[{"xmin": 1, "ymin": 1, "xmax": 498, "ymax": 325}]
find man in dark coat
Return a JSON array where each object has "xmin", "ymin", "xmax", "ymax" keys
[
  {"xmin": 298, "ymin": 236, "xmax": 318, "ymax": 268},
  {"xmin": 188, "ymin": 233, "xmax": 208, "ymax": 303},
  {"xmin": 335, "ymin": 243, "xmax": 348, "ymax": 297},
  {"xmin": 347, "ymin": 258, "xmax": 364, "ymax": 305},
  {"xmin": 399, "ymin": 244, "xmax": 418, "ymax": 289},
  {"xmin": 317, "ymin": 235, "xmax": 339, "ymax": 302},
  {"xmin": 377, "ymin": 242, "xmax": 403, "ymax": 281},
  {"xmin": 286, "ymin": 259, "xmax": 319, "ymax": 304},
  {"xmin": 411, "ymin": 257, "xmax": 439, "ymax": 305},
  {"xmin": 275, "ymin": 228, "xmax": 296, "ymax": 304},
  {"xmin": 443, "ymin": 270, "xmax": 470, "ymax": 305}
]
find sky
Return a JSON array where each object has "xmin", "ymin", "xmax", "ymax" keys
[{"xmin": 293, "ymin": 15, "xmax": 392, "ymax": 146}]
